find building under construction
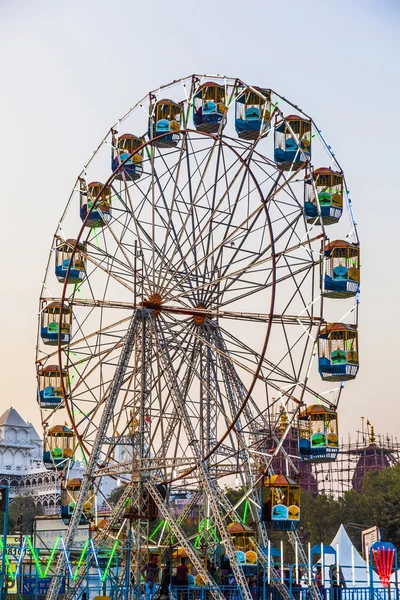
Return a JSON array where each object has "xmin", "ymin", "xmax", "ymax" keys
[
  {"xmin": 315, "ymin": 422, "xmax": 400, "ymax": 496},
  {"xmin": 267, "ymin": 409, "xmax": 400, "ymax": 497}
]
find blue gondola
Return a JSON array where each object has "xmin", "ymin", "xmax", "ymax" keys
[
  {"xmin": 37, "ymin": 365, "xmax": 68, "ymax": 409},
  {"xmin": 261, "ymin": 474, "xmax": 300, "ymax": 531},
  {"xmin": 318, "ymin": 323, "xmax": 359, "ymax": 382},
  {"xmin": 298, "ymin": 405, "xmax": 339, "ymax": 462},
  {"xmin": 235, "ymin": 87, "xmax": 271, "ymax": 140},
  {"xmin": 80, "ymin": 180, "xmax": 112, "ymax": 228},
  {"xmin": 43, "ymin": 425, "xmax": 75, "ymax": 470},
  {"xmin": 322, "ymin": 240, "xmax": 360, "ymax": 298},
  {"xmin": 193, "ymin": 82, "xmax": 227, "ymax": 133},
  {"xmin": 304, "ymin": 168, "xmax": 343, "ymax": 225},
  {"xmin": 61, "ymin": 478, "xmax": 93, "ymax": 525},
  {"xmin": 55, "ymin": 239, "xmax": 86, "ymax": 285},
  {"xmin": 111, "ymin": 132, "xmax": 143, "ymax": 180},
  {"xmin": 40, "ymin": 301, "xmax": 72, "ymax": 346},
  {"xmin": 274, "ymin": 115, "xmax": 311, "ymax": 170},
  {"xmin": 150, "ymin": 99, "xmax": 181, "ymax": 148}
]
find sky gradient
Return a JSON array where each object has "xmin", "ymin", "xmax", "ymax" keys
[{"xmin": 0, "ymin": 0, "xmax": 399, "ymax": 442}]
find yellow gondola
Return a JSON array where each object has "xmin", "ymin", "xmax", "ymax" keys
[
  {"xmin": 318, "ymin": 323, "xmax": 359, "ymax": 381},
  {"xmin": 261, "ymin": 474, "xmax": 300, "ymax": 530},
  {"xmin": 322, "ymin": 240, "xmax": 360, "ymax": 298},
  {"xmin": 40, "ymin": 301, "xmax": 72, "ymax": 346},
  {"xmin": 55, "ymin": 238, "xmax": 86, "ymax": 284},
  {"xmin": 150, "ymin": 100, "xmax": 182, "ymax": 148},
  {"xmin": 43, "ymin": 425, "xmax": 75, "ymax": 470},
  {"xmin": 80, "ymin": 179, "xmax": 112, "ymax": 228},
  {"xmin": 111, "ymin": 132, "xmax": 144, "ymax": 180},
  {"xmin": 235, "ymin": 87, "xmax": 271, "ymax": 140},
  {"xmin": 298, "ymin": 405, "xmax": 339, "ymax": 462},
  {"xmin": 37, "ymin": 365, "xmax": 68, "ymax": 409},
  {"xmin": 274, "ymin": 115, "xmax": 311, "ymax": 170},
  {"xmin": 305, "ymin": 168, "xmax": 344, "ymax": 225}
]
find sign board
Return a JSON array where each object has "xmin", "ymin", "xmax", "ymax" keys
[
  {"xmin": 22, "ymin": 576, "xmax": 65, "ymax": 595},
  {"xmin": 33, "ymin": 516, "xmax": 89, "ymax": 549},
  {"xmin": 3, "ymin": 537, "xmax": 20, "ymax": 594},
  {"xmin": 5, "ymin": 536, "xmax": 21, "ymax": 559},
  {"xmin": 362, "ymin": 526, "xmax": 381, "ymax": 557}
]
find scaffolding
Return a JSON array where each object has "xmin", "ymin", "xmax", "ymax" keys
[
  {"xmin": 315, "ymin": 425, "xmax": 400, "ymax": 496},
  {"xmin": 263, "ymin": 409, "xmax": 400, "ymax": 497}
]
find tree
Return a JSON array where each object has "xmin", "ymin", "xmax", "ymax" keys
[
  {"xmin": 107, "ymin": 484, "xmax": 125, "ymax": 506},
  {"xmin": 0, "ymin": 494, "xmax": 44, "ymax": 535},
  {"xmin": 358, "ymin": 464, "xmax": 400, "ymax": 547}
]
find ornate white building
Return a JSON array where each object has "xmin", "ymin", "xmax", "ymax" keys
[{"xmin": 0, "ymin": 407, "xmax": 60, "ymax": 513}]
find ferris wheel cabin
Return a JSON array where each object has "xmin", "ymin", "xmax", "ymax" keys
[
  {"xmin": 37, "ymin": 365, "xmax": 68, "ymax": 409},
  {"xmin": 235, "ymin": 87, "xmax": 271, "ymax": 140},
  {"xmin": 55, "ymin": 239, "xmax": 86, "ymax": 284},
  {"xmin": 274, "ymin": 115, "xmax": 311, "ymax": 170},
  {"xmin": 261, "ymin": 474, "xmax": 300, "ymax": 530},
  {"xmin": 40, "ymin": 301, "xmax": 72, "ymax": 346},
  {"xmin": 80, "ymin": 180, "xmax": 112, "ymax": 228},
  {"xmin": 193, "ymin": 82, "xmax": 227, "ymax": 133},
  {"xmin": 150, "ymin": 99, "xmax": 182, "ymax": 148},
  {"xmin": 43, "ymin": 425, "xmax": 75, "ymax": 470},
  {"xmin": 304, "ymin": 168, "xmax": 344, "ymax": 225},
  {"xmin": 111, "ymin": 133, "xmax": 143, "ymax": 180},
  {"xmin": 298, "ymin": 404, "xmax": 339, "ymax": 462},
  {"xmin": 322, "ymin": 240, "xmax": 360, "ymax": 298},
  {"xmin": 227, "ymin": 522, "xmax": 255, "ymax": 553},
  {"xmin": 61, "ymin": 478, "xmax": 93, "ymax": 525},
  {"xmin": 318, "ymin": 323, "xmax": 359, "ymax": 382}
]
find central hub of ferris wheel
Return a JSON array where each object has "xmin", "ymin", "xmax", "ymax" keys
[{"xmin": 36, "ymin": 74, "xmax": 360, "ymax": 600}]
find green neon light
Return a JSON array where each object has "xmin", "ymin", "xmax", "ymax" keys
[
  {"xmin": 72, "ymin": 538, "xmax": 90, "ymax": 580},
  {"xmin": 149, "ymin": 519, "xmax": 165, "ymax": 540},
  {"xmin": 26, "ymin": 536, "xmax": 44, "ymax": 578},
  {"xmin": 102, "ymin": 540, "xmax": 119, "ymax": 582},
  {"xmin": 194, "ymin": 535, "xmax": 200, "ymax": 548},
  {"xmin": 207, "ymin": 520, "xmax": 219, "ymax": 542},
  {"xmin": 243, "ymin": 499, "xmax": 249, "ymax": 524},
  {"xmin": 92, "ymin": 228, "xmax": 101, "ymax": 250},
  {"xmin": 43, "ymin": 536, "xmax": 60, "ymax": 577}
]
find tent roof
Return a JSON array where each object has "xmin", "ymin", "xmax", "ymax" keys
[{"xmin": 324, "ymin": 524, "xmax": 381, "ymax": 585}]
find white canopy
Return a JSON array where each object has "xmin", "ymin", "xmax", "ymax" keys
[{"xmin": 321, "ymin": 524, "xmax": 381, "ymax": 586}]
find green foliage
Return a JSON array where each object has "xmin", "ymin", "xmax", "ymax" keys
[
  {"xmin": 298, "ymin": 490, "xmax": 342, "ymax": 546},
  {"xmin": 107, "ymin": 484, "xmax": 125, "ymax": 506},
  {"xmin": 296, "ymin": 465, "xmax": 400, "ymax": 551},
  {"xmin": 224, "ymin": 486, "xmax": 247, "ymax": 523},
  {"xmin": 0, "ymin": 494, "xmax": 44, "ymax": 535},
  {"xmin": 359, "ymin": 464, "xmax": 400, "ymax": 547}
]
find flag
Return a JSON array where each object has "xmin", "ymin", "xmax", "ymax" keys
[{"xmin": 145, "ymin": 415, "xmax": 151, "ymax": 424}]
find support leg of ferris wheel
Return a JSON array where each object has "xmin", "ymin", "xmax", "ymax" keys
[
  {"xmin": 215, "ymin": 487, "xmax": 291, "ymax": 600},
  {"xmin": 152, "ymin": 321, "xmax": 254, "ymax": 600},
  {"xmin": 196, "ymin": 327, "xmax": 221, "ymax": 553},
  {"xmin": 45, "ymin": 311, "xmax": 141, "ymax": 600},
  {"xmin": 128, "ymin": 312, "xmax": 153, "ymax": 586},
  {"xmin": 145, "ymin": 481, "xmax": 224, "ymax": 600}
]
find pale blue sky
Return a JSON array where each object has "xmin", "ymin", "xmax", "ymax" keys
[{"xmin": 0, "ymin": 0, "xmax": 399, "ymax": 440}]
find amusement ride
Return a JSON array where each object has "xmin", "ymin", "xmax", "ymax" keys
[{"xmin": 35, "ymin": 74, "xmax": 360, "ymax": 600}]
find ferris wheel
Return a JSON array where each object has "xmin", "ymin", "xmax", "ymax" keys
[{"xmin": 36, "ymin": 75, "xmax": 360, "ymax": 600}]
